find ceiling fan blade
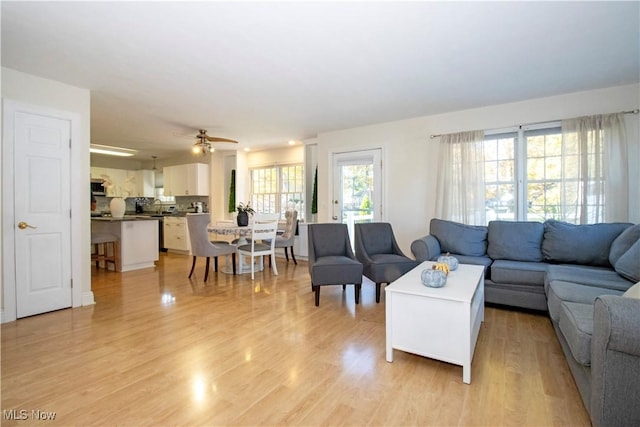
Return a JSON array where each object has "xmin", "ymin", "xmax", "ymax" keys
[{"xmin": 204, "ymin": 136, "xmax": 239, "ymax": 144}]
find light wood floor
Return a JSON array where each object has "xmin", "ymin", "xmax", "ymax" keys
[{"xmin": 2, "ymin": 253, "xmax": 590, "ymax": 426}]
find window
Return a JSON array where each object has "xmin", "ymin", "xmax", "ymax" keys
[
  {"xmin": 251, "ymin": 164, "xmax": 304, "ymax": 219},
  {"xmin": 484, "ymin": 132, "xmax": 517, "ymax": 221},
  {"xmin": 483, "ymin": 124, "xmax": 602, "ymax": 224}
]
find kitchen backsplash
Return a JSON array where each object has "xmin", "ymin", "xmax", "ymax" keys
[{"xmin": 94, "ymin": 195, "xmax": 209, "ymax": 214}]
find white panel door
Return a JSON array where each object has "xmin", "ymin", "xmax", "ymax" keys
[{"xmin": 14, "ymin": 111, "xmax": 72, "ymax": 318}]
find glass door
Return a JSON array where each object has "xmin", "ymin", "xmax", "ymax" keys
[{"xmin": 332, "ymin": 149, "xmax": 382, "ymax": 244}]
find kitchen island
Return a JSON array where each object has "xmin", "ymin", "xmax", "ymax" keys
[{"xmin": 91, "ymin": 216, "xmax": 159, "ymax": 272}]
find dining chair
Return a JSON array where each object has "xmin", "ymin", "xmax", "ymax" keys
[
  {"xmin": 274, "ymin": 210, "xmax": 298, "ymax": 264},
  {"xmin": 307, "ymin": 223, "xmax": 363, "ymax": 307},
  {"xmin": 355, "ymin": 222, "xmax": 419, "ymax": 303},
  {"xmin": 187, "ymin": 214, "xmax": 237, "ymax": 281},
  {"xmin": 236, "ymin": 214, "xmax": 279, "ymax": 280}
]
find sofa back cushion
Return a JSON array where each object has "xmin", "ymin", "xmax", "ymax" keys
[
  {"xmin": 488, "ymin": 221, "xmax": 544, "ymax": 261},
  {"xmin": 542, "ymin": 220, "xmax": 631, "ymax": 267},
  {"xmin": 609, "ymin": 224, "xmax": 640, "ymax": 266},
  {"xmin": 615, "ymin": 241, "xmax": 640, "ymax": 282},
  {"xmin": 430, "ymin": 218, "xmax": 488, "ymax": 257}
]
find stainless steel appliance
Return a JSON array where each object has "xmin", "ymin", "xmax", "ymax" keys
[{"xmin": 90, "ymin": 179, "xmax": 105, "ymax": 196}]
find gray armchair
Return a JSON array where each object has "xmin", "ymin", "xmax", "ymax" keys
[
  {"xmin": 308, "ymin": 223, "xmax": 363, "ymax": 307},
  {"xmin": 274, "ymin": 210, "xmax": 298, "ymax": 264},
  {"xmin": 187, "ymin": 214, "xmax": 237, "ymax": 280},
  {"xmin": 355, "ymin": 222, "xmax": 419, "ymax": 303}
]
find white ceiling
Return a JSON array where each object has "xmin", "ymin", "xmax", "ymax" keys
[{"xmin": 2, "ymin": 1, "xmax": 639, "ymax": 160}]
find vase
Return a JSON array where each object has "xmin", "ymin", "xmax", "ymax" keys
[
  {"xmin": 110, "ymin": 197, "xmax": 126, "ymax": 218},
  {"xmin": 237, "ymin": 211, "xmax": 249, "ymax": 227}
]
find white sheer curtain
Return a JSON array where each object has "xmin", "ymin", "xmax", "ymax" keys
[
  {"xmin": 561, "ymin": 113, "xmax": 627, "ymax": 223},
  {"xmin": 435, "ymin": 130, "xmax": 486, "ymax": 225}
]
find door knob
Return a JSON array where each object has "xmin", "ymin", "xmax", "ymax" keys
[
  {"xmin": 332, "ymin": 216, "xmax": 338, "ymax": 220},
  {"xmin": 17, "ymin": 221, "xmax": 37, "ymax": 230}
]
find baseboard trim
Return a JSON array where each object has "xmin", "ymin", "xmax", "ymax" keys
[{"xmin": 82, "ymin": 291, "xmax": 96, "ymax": 306}]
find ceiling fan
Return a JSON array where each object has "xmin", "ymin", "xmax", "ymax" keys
[{"xmin": 192, "ymin": 129, "xmax": 238, "ymax": 155}]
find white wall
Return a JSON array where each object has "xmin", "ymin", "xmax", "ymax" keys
[
  {"xmin": 246, "ymin": 145, "xmax": 304, "ymax": 168},
  {"xmin": 1, "ymin": 67, "xmax": 93, "ymax": 321},
  {"xmin": 316, "ymin": 84, "xmax": 640, "ymax": 254}
]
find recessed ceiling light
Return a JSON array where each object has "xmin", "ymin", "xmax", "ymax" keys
[
  {"xmin": 90, "ymin": 144, "xmax": 137, "ymax": 157},
  {"xmin": 243, "ymin": 147, "xmax": 251, "ymax": 152},
  {"xmin": 288, "ymin": 140, "xmax": 296, "ymax": 145}
]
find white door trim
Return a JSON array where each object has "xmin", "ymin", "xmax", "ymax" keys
[{"xmin": 2, "ymin": 99, "xmax": 92, "ymax": 323}]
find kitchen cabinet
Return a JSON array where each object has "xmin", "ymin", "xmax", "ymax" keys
[
  {"xmin": 163, "ymin": 163, "xmax": 209, "ymax": 196},
  {"xmin": 133, "ymin": 170, "xmax": 155, "ymax": 197},
  {"xmin": 163, "ymin": 216, "xmax": 191, "ymax": 253},
  {"xmin": 91, "ymin": 168, "xmax": 155, "ymax": 197},
  {"xmin": 90, "ymin": 167, "xmax": 107, "ymax": 180},
  {"xmin": 91, "ymin": 217, "xmax": 159, "ymax": 272}
]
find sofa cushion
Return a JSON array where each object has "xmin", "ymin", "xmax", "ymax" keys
[
  {"xmin": 547, "ymin": 280, "xmax": 623, "ymax": 322},
  {"xmin": 615, "ymin": 240, "xmax": 640, "ymax": 282},
  {"xmin": 545, "ymin": 265, "xmax": 634, "ymax": 294},
  {"xmin": 490, "ymin": 260, "xmax": 547, "ymax": 286},
  {"xmin": 559, "ymin": 301, "xmax": 594, "ymax": 366},
  {"xmin": 609, "ymin": 224, "xmax": 640, "ymax": 266},
  {"xmin": 487, "ymin": 221, "xmax": 544, "ymax": 262},
  {"xmin": 430, "ymin": 219, "xmax": 488, "ymax": 257},
  {"xmin": 542, "ymin": 220, "xmax": 631, "ymax": 267}
]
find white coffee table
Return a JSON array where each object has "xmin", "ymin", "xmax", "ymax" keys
[{"xmin": 385, "ymin": 261, "xmax": 485, "ymax": 384}]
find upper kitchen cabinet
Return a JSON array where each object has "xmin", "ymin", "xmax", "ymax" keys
[
  {"xmin": 163, "ymin": 163, "xmax": 209, "ymax": 196},
  {"xmin": 133, "ymin": 170, "xmax": 155, "ymax": 198},
  {"xmin": 91, "ymin": 167, "xmax": 155, "ymax": 197}
]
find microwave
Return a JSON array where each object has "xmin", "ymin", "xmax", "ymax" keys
[{"xmin": 91, "ymin": 180, "xmax": 105, "ymax": 196}]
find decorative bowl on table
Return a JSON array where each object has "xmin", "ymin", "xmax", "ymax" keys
[{"xmin": 421, "ymin": 268, "xmax": 447, "ymax": 288}]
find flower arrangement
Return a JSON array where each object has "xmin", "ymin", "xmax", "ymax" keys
[
  {"xmin": 236, "ymin": 202, "xmax": 255, "ymax": 215},
  {"xmin": 101, "ymin": 174, "xmax": 136, "ymax": 198}
]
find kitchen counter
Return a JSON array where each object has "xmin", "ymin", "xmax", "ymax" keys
[
  {"xmin": 91, "ymin": 218, "xmax": 159, "ymax": 272},
  {"xmin": 92, "ymin": 215, "xmax": 162, "ymax": 221}
]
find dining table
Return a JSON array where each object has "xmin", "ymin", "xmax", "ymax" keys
[{"xmin": 207, "ymin": 222, "xmax": 258, "ymax": 274}]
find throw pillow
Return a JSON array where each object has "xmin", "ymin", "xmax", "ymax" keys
[
  {"xmin": 609, "ymin": 224, "xmax": 640, "ymax": 266},
  {"xmin": 614, "ymin": 240, "xmax": 640, "ymax": 283},
  {"xmin": 623, "ymin": 281, "xmax": 640, "ymax": 299},
  {"xmin": 488, "ymin": 221, "xmax": 544, "ymax": 262},
  {"xmin": 430, "ymin": 218, "xmax": 488, "ymax": 257},
  {"xmin": 542, "ymin": 220, "xmax": 631, "ymax": 267}
]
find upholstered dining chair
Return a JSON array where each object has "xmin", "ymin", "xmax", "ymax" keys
[
  {"xmin": 307, "ymin": 223, "xmax": 363, "ymax": 307},
  {"xmin": 237, "ymin": 214, "xmax": 279, "ymax": 280},
  {"xmin": 274, "ymin": 210, "xmax": 298, "ymax": 264},
  {"xmin": 187, "ymin": 214, "xmax": 237, "ymax": 281},
  {"xmin": 355, "ymin": 222, "xmax": 419, "ymax": 303}
]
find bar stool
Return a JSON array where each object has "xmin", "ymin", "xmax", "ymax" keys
[{"xmin": 91, "ymin": 232, "xmax": 119, "ymax": 271}]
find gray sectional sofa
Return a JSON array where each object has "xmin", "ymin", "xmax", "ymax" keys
[{"xmin": 411, "ymin": 218, "xmax": 640, "ymax": 427}]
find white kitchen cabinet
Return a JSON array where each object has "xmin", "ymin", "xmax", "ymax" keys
[
  {"xmin": 163, "ymin": 163, "xmax": 209, "ymax": 196},
  {"xmin": 127, "ymin": 170, "xmax": 155, "ymax": 197},
  {"xmin": 103, "ymin": 168, "xmax": 128, "ymax": 197},
  {"xmin": 163, "ymin": 216, "xmax": 190, "ymax": 253},
  {"xmin": 90, "ymin": 167, "xmax": 107, "ymax": 180}
]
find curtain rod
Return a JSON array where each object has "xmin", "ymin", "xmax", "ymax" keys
[{"xmin": 429, "ymin": 109, "xmax": 640, "ymax": 139}]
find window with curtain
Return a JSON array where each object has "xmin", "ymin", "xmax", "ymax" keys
[
  {"xmin": 478, "ymin": 113, "xmax": 627, "ymax": 224},
  {"xmin": 251, "ymin": 164, "xmax": 304, "ymax": 219}
]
